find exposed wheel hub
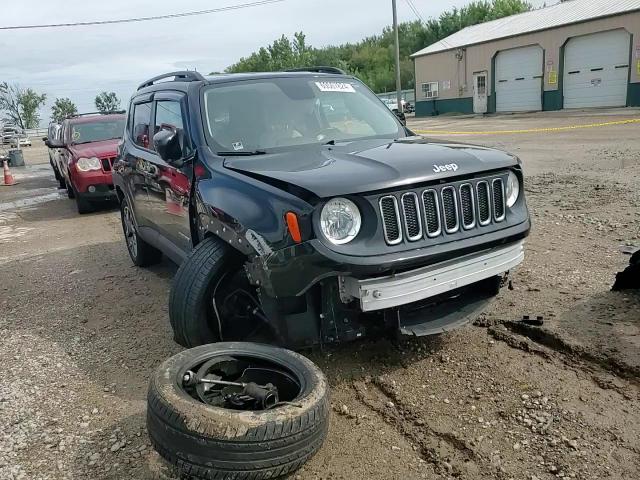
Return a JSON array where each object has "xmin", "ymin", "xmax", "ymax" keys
[{"xmin": 181, "ymin": 355, "xmax": 301, "ymax": 411}]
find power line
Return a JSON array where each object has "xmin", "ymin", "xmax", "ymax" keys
[
  {"xmin": 405, "ymin": 0, "xmax": 424, "ymax": 24},
  {"xmin": 0, "ymin": 0, "xmax": 284, "ymax": 31},
  {"xmin": 404, "ymin": 0, "xmax": 425, "ymax": 24}
]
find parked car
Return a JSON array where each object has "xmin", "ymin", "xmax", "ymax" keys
[
  {"xmin": 1, "ymin": 123, "xmax": 21, "ymax": 145},
  {"xmin": 382, "ymin": 98, "xmax": 406, "ymax": 124},
  {"xmin": 10, "ymin": 134, "xmax": 31, "ymax": 147},
  {"xmin": 113, "ymin": 69, "xmax": 530, "ymax": 349},
  {"xmin": 44, "ymin": 122, "xmax": 64, "ymax": 187},
  {"xmin": 48, "ymin": 112, "xmax": 126, "ymax": 213}
]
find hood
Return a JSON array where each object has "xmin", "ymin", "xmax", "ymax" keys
[
  {"xmin": 223, "ymin": 137, "xmax": 519, "ymax": 198},
  {"xmin": 69, "ymin": 139, "xmax": 119, "ymax": 159}
]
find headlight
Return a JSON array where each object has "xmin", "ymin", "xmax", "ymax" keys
[
  {"xmin": 76, "ymin": 157, "xmax": 102, "ymax": 172},
  {"xmin": 320, "ymin": 197, "xmax": 361, "ymax": 245},
  {"xmin": 506, "ymin": 171, "xmax": 520, "ymax": 208}
]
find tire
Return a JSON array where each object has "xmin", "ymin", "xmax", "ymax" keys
[
  {"xmin": 51, "ymin": 162, "xmax": 60, "ymax": 181},
  {"xmin": 147, "ymin": 342, "xmax": 329, "ymax": 480},
  {"xmin": 120, "ymin": 198, "xmax": 162, "ymax": 267},
  {"xmin": 74, "ymin": 190, "xmax": 94, "ymax": 214},
  {"xmin": 58, "ymin": 175, "xmax": 66, "ymax": 190},
  {"xmin": 66, "ymin": 181, "xmax": 75, "ymax": 199},
  {"xmin": 169, "ymin": 236, "xmax": 235, "ymax": 348}
]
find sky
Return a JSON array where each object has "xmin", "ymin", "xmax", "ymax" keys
[{"xmin": 0, "ymin": 0, "xmax": 552, "ymax": 125}]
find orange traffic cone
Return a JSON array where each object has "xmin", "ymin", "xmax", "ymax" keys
[{"xmin": 2, "ymin": 159, "xmax": 17, "ymax": 186}]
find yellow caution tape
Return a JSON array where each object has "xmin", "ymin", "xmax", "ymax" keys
[{"xmin": 414, "ymin": 118, "xmax": 640, "ymax": 136}]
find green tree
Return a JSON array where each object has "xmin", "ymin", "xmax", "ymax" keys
[
  {"xmin": 95, "ymin": 91, "xmax": 121, "ymax": 113},
  {"xmin": 223, "ymin": 0, "xmax": 531, "ymax": 92},
  {"xmin": 225, "ymin": 32, "xmax": 314, "ymax": 73},
  {"xmin": 0, "ymin": 83, "xmax": 47, "ymax": 129},
  {"xmin": 51, "ymin": 97, "xmax": 78, "ymax": 123},
  {"xmin": 0, "ymin": 82, "xmax": 22, "ymax": 128},
  {"xmin": 19, "ymin": 89, "xmax": 47, "ymax": 128}
]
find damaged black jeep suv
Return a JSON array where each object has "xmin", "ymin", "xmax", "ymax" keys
[{"xmin": 113, "ymin": 68, "xmax": 530, "ymax": 349}]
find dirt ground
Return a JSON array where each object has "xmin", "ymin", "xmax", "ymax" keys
[{"xmin": 1, "ymin": 108, "xmax": 639, "ymax": 480}]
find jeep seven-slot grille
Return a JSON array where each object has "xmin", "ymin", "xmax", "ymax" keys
[{"xmin": 378, "ymin": 175, "xmax": 508, "ymax": 245}]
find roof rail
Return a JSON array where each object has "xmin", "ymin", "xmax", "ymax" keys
[
  {"xmin": 65, "ymin": 110, "xmax": 126, "ymax": 119},
  {"xmin": 138, "ymin": 71, "xmax": 206, "ymax": 90},
  {"xmin": 285, "ymin": 66, "xmax": 347, "ymax": 75}
]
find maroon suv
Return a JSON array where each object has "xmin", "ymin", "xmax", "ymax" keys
[{"xmin": 49, "ymin": 112, "xmax": 126, "ymax": 213}]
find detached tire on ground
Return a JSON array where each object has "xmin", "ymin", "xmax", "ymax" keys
[{"xmin": 147, "ymin": 343, "xmax": 330, "ymax": 480}]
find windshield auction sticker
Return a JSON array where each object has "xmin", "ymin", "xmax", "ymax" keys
[{"xmin": 315, "ymin": 81, "xmax": 355, "ymax": 93}]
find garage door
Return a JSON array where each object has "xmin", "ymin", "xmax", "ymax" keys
[
  {"xmin": 563, "ymin": 29, "xmax": 630, "ymax": 109},
  {"xmin": 495, "ymin": 46, "xmax": 543, "ymax": 112}
]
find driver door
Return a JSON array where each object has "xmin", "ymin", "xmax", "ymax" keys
[{"xmin": 145, "ymin": 92, "xmax": 193, "ymax": 255}]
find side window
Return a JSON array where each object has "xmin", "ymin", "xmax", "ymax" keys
[
  {"xmin": 61, "ymin": 122, "xmax": 69, "ymax": 145},
  {"xmin": 154, "ymin": 100, "xmax": 187, "ymax": 152},
  {"xmin": 131, "ymin": 102, "xmax": 152, "ymax": 149}
]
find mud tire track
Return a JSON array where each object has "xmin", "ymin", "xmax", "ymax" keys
[{"xmin": 353, "ymin": 376, "xmax": 491, "ymax": 479}]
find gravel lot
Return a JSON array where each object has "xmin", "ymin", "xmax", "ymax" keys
[{"xmin": 1, "ymin": 109, "xmax": 639, "ymax": 480}]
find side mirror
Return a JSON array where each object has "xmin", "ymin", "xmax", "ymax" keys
[
  {"xmin": 394, "ymin": 110, "xmax": 407, "ymax": 126},
  {"xmin": 153, "ymin": 128, "xmax": 182, "ymax": 165},
  {"xmin": 48, "ymin": 138, "xmax": 64, "ymax": 148}
]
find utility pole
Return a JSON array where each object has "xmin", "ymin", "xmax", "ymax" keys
[{"xmin": 392, "ymin": 0, "xmax": 403, "ymax": 112}]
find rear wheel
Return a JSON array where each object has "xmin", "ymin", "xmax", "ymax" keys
[
  {"xmin": 51, "ymin": 162, "xmax": 60, "ymax": 181},
  {"xmin": 120, "ymin": 198, "xmax": 162, "ymax": 267}
]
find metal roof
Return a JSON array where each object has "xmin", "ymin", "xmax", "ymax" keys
[{"xmin": 411, "ymin": 0, "xmax": 640, "ymax": 58}]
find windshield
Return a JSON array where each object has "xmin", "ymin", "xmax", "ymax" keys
[
  {"xmin": 71, "ymin": 118, "xmax": 126, "ymax": 145},
  {"xmin": 202, "ymin": 77, "xmax": 404, "ymax": 153}
]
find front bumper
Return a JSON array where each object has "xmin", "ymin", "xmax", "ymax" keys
[
  {"xmin": 250, "ymin": 218, "xmax": 530, "ymax": 298},
  {"xmin": 341, "ymin": 240, "xmax": 523, "ymax": 311},
  {"xmin": 71, "ymin": 169, "xmax": 116, "ymax": 196}
]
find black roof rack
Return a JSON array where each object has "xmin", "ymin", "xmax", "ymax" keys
[
  {"xmin": 138, "ymin": 71, "xmax": 205, "ymax": 91},
  {"xmin": 285, "ymin": 66, "xmax": 347, "ymax": 75},
  {"xmin": 65, "ymin": 111, "xmax": 126, "ymax": 120}
]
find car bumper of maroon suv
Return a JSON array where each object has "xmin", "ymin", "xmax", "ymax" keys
[{"xmin": 71, "ymin": 167, "xmax": 117, "ymax": 200}]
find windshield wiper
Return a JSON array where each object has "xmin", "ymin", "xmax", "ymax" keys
[{"xmin": 217, "ymin": 150, "xmax": 267, "ymax": 156}]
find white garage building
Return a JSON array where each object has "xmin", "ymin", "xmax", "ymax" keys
[{"xmin": 411, "ymin": 0, "xmax": 640, "ymax": 116}]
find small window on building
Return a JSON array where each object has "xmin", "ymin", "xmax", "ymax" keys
[
  {"xmin": 132, "ymin": 102, "xmax": 152, "ymax": 149},
  {"xmin": 422, "ymin": 82, "xmax": 439, "ymax": 99},
  {"xmin": 477, "ymin": 76, "xmax": 486, "ymax": 95}
]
